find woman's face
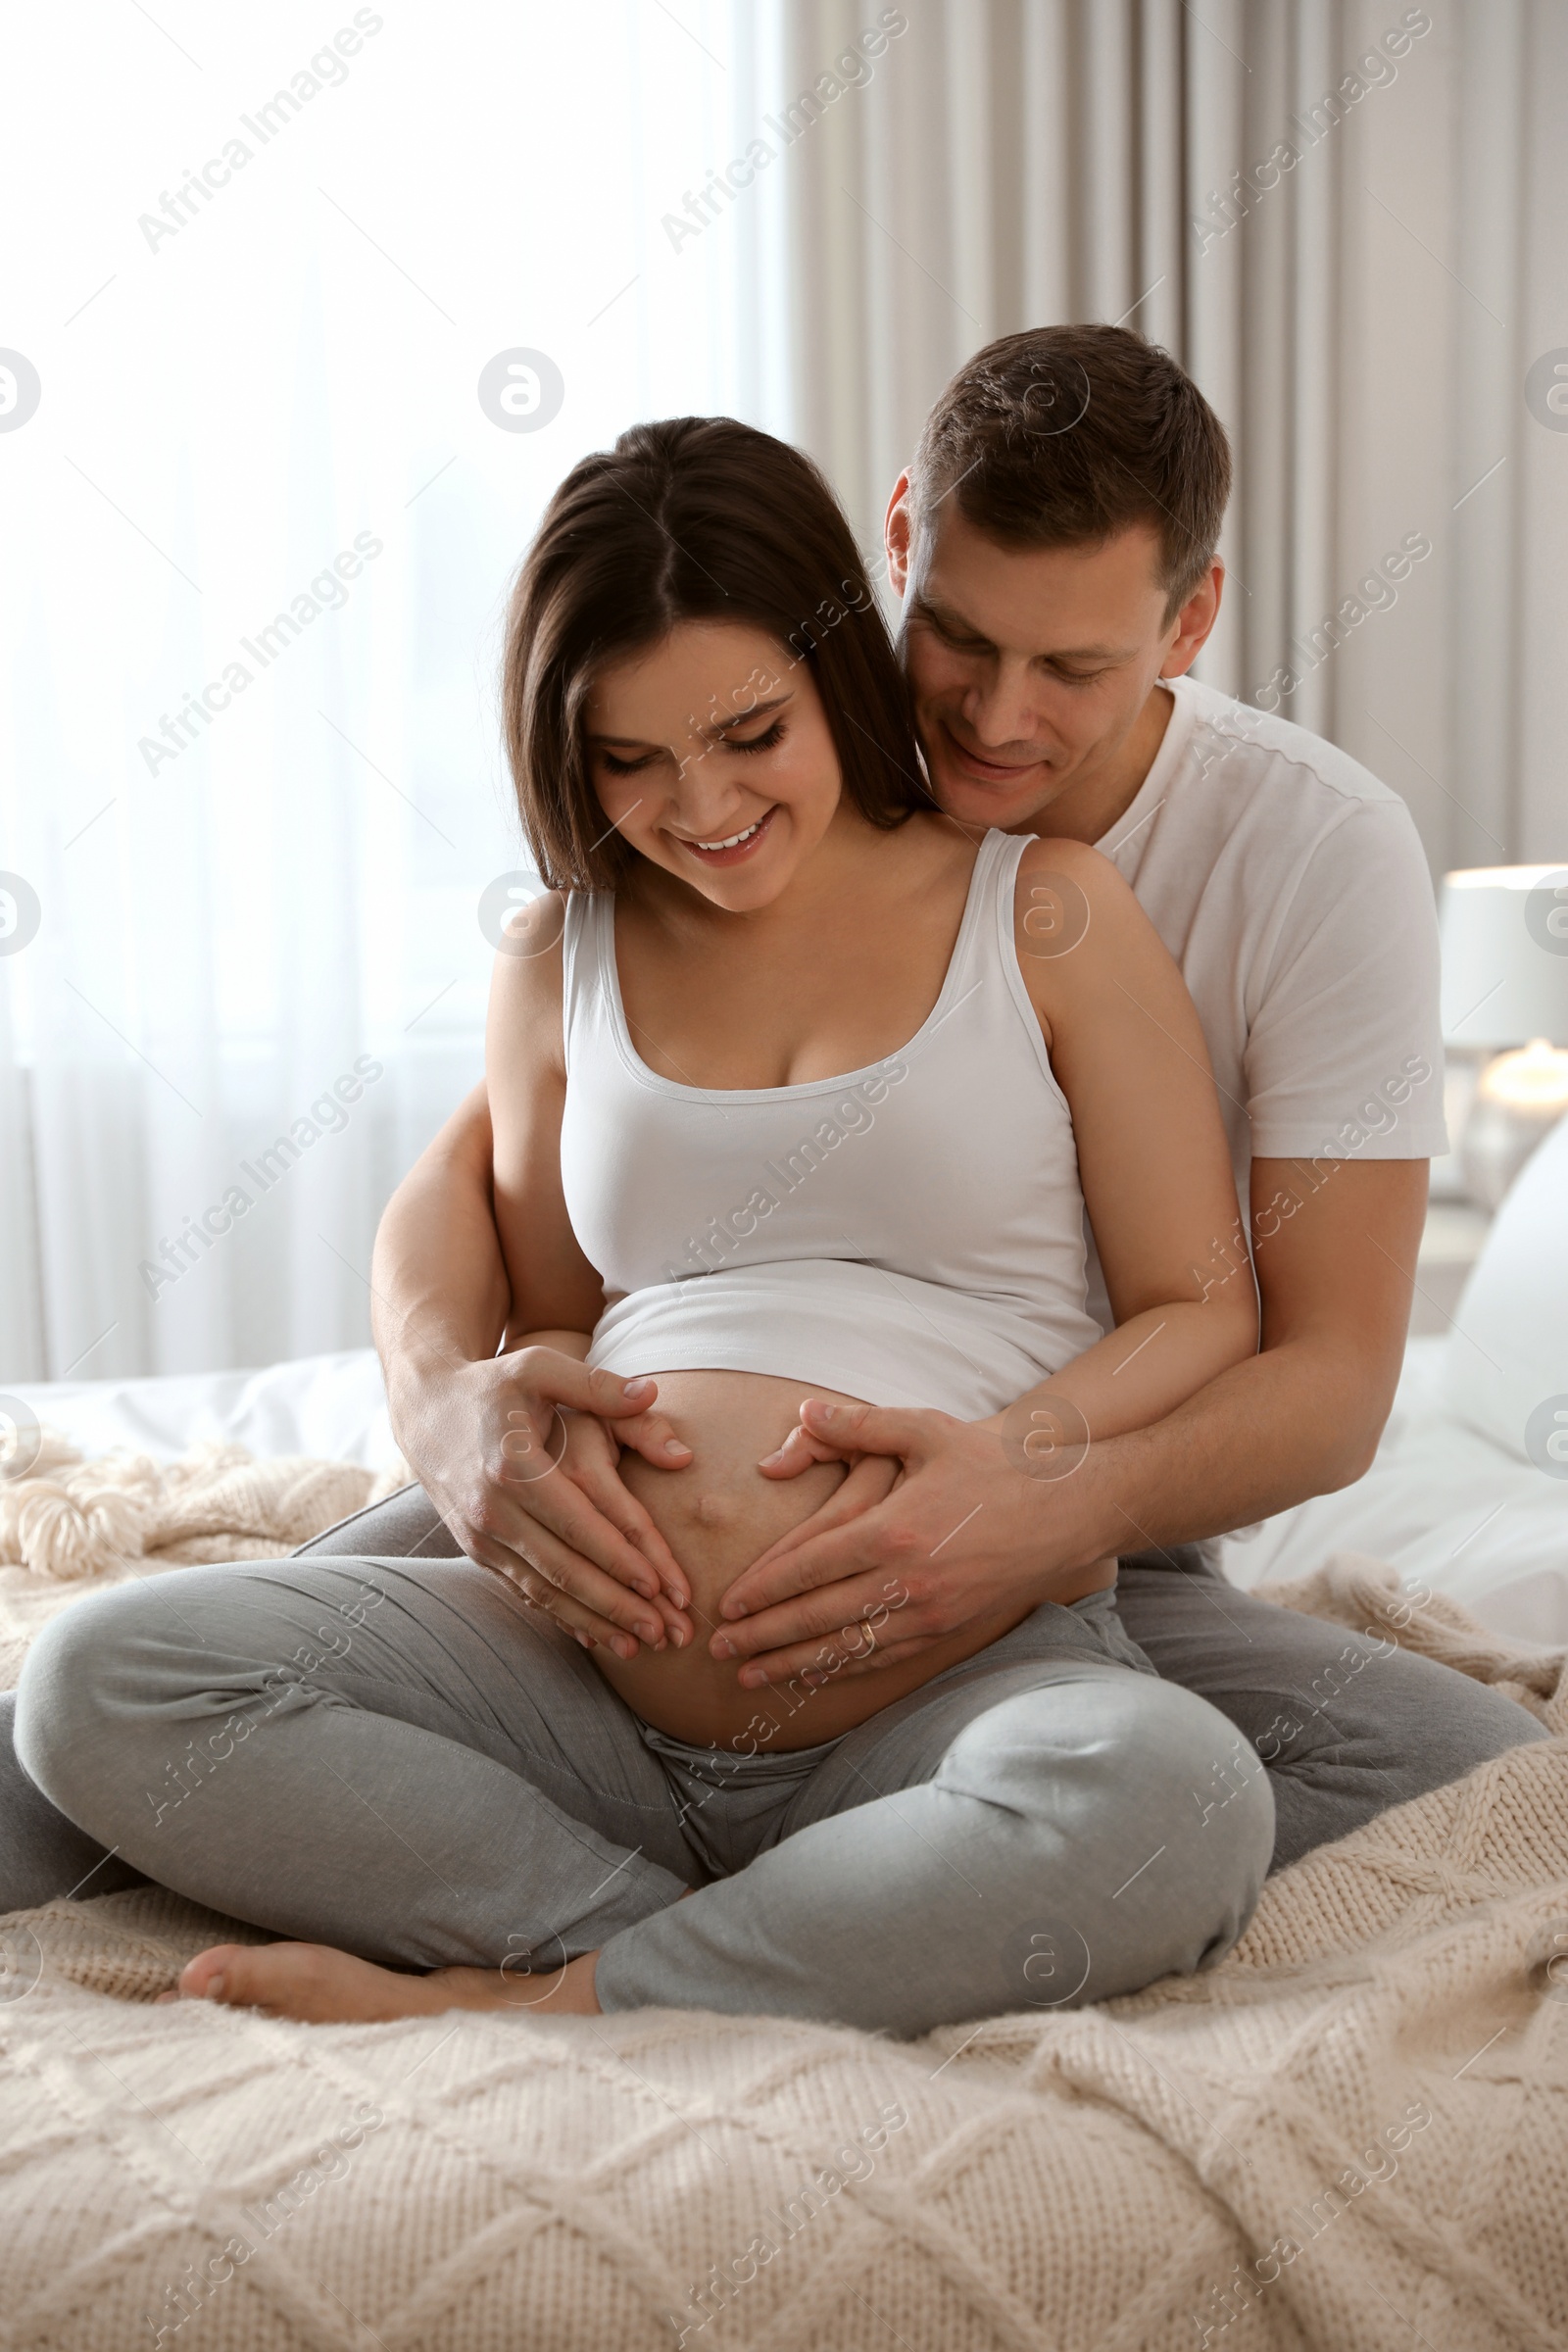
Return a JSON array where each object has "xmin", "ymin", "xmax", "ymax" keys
[{"xmin": 584, "ymin": 620, "xmax": 850, "ymax": 910}]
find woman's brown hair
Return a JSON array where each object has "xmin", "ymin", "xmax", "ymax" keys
[{"xmin": 502, "ymin": 416, "xmax": 926, "ymax": 889}]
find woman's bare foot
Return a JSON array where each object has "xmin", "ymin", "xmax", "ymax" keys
[{"xmin": 161, "ymin": 1939, "xmax": 602, "ymax": 2024}]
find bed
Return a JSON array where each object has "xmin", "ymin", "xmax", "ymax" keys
[{"xmin": 2, "ymin": 1118, "xmax": 1565, "ymax": 2350}]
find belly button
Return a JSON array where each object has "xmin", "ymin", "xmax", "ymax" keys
[{"xmin": 693, "ymin": 1494, "xmax": 733, "ymax": 1529}]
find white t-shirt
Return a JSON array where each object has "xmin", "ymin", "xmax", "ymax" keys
[{"xmin": 1081, "ymin": 676, "xmax": 1446, "ymax": 1321}]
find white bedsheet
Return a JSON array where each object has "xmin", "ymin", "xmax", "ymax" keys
[
  {"xmin": 1217, "ymin": 1338, "xmax": 1568, "ymax": 1643},
  {"xmin": 1220, "ymin": 1116, "xmax": 1568, "ymax": 1642},
  {"xmin": 6, "ymin": 1349, "xmax": 399, "ymax": 1473}
]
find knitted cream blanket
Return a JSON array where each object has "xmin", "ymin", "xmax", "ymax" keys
[
  {"xmin": 0, "ymin": 1435, "xmax": 411, "ymax": 1687},
  {"xmin": 1, "ymin": 1443, "xmax": 1565, "ymax": 2351}
]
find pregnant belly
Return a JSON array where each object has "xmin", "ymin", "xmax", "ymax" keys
[{"xmin": 593, "ymin": 1369, "xmax": 1033, "ymax": 1751}]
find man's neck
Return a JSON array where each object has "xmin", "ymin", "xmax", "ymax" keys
[{"xmin": 1008, "ymin": 679, "xmax": 1176, "ymax": 845}]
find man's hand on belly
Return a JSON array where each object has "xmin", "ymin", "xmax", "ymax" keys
[{"xmin": 710, "ymin": 1400, "xmax": 1108, "ymax": 1690}]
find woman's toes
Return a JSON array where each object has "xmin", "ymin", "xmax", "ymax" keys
[
  {"xmin": 172, "ymin": 1939, "xmax": 417, "ymax": 2023},
  {"xmin": 164, "ymin": 1940, "xmax": 600, "ymax": 2026},
  {"xmin": 177, "ymin": 1942, "xmax": 246, "ymax": 2003}
]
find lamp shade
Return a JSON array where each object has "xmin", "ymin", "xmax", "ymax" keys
[{"xmin": 1439, "ymin": 864, "xmax": 1568, "ymax": 1048}]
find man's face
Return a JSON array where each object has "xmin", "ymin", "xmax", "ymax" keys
[{"xmin": 887, "ymin": 489, "xmax": 1220, "ymax": 837}]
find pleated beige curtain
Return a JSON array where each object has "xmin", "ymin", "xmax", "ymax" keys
[{"xmin": 774, "ymin": 0, "xmax": 1568, "ymax": 873}]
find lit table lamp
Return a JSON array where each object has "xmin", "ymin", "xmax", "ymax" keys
[{"xmin": 1439, "ymin": 864, "xmax": 1568, "ymax": 1208}]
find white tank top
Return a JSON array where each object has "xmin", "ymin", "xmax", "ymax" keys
[{"xmin": 560, "ymin": 827, "xmax": 1102, "ymax": 1418}]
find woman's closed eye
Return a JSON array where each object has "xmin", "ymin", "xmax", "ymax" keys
[
  {"xmin": 597, "ymin": 719, "xmax": 785, "ymax": 777},
  {"xmin": 726, "ymin": 717, "xmax": 787, "ymax": 756}
]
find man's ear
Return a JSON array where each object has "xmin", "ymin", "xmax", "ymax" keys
[
  {"xmin": 884, "ymin": 472, "xmax": 914, "ymax": 598},
  {"xmin": 1159, "ymin": 560, "xmax": 1224, "ymax": 678}
]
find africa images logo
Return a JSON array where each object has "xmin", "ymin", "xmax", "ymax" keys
[{"xmin": 1526, "ymin": 1396, "xmax": 1568, "ymax": 1481}]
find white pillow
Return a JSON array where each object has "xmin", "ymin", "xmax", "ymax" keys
[{"xmin": 1437, "ymin": 1107, "xmax": 1568, "ymax": 1466}]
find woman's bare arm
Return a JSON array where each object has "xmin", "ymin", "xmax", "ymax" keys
[
  {"xmin": 1010, "ymin": 835, "xmax": 1257, "ymax": 1437},
  {"xmin": 370, "ymin": 1082, "xmax": 510, "ymax": 1389},
  {"xmin": 368, "ymin": 988, "xmax": 694, "ymax": 1645}
]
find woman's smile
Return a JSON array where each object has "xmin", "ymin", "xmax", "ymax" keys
[{"xmin": 670, "ymin": 804, "xmax": 779, "ymax": 866}]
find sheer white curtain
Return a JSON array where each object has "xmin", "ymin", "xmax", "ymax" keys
[
  {"xmin": 7, "ymin": 1, "xmax": 1564, "ymax": 1386},
  {"xmin": 0, "ymin": 1, "xmax": 789, "ymax": 1382},
  {"xmin": 778, "ymin": 0, "xmax": 1568, "ymax": 874}
]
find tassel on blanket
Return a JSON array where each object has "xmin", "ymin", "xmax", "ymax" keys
[{"xmin": 0, "ymin": 1437, "xmax": 414, "ymax": 1581}]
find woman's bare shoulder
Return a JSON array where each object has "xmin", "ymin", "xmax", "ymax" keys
[
  {"xmin": 1010, "ymin": 832, "xmax": 1149, "ymax": 961},
  {"xmin": 484, "ymin": 892, "xmax": 569, "ymax": 1089},
  {"xmin": 1008, "ymin": 832, "xmax": 1191, "ymax": 1048},
  {"xmin": 1012, "ymin": 829, "xmax": 1132, "ymax": 901}
]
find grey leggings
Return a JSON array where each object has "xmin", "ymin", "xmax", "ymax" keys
[{"xmin": 13, "ymin": 1554, "xmax": 1274, "ymax": 2037}]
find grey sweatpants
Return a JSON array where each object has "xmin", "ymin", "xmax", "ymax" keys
[
  {"xmin": 12, "ymin": 1553, "xmax": 1273, "ymax": 2037},
  {"xmin": 286, "ymin": 1480, "xmax": 1545, "ymax": 1871}
]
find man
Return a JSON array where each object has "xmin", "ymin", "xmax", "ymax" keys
[{"xmin": 0, "ymin": 326, "xmax": 1537, "ymax": 1923}]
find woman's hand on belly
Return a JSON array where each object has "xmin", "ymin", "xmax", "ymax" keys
[
  {"xmin": 449, "ymin": 1343, "xmax": 697, "ymax": 1657},
  {"xmin": 592, "ymin": 1371, "xmax": 1035, "ymax": 1751},
  {"xmin": 544, "ymin": 1407, "xmax": 698, "ymax": 1655}
]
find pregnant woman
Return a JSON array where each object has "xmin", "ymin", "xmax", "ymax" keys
[{"xmin": 16, "ymin": 418, "xmax": 1272, "ymax": 2034}]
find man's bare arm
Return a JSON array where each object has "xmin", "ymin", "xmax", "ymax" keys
[
  {"xmin": 1058, "ymin": 1155, "xmax": 1427, "ymax": 1558},
  {"xmin": 708, "ymin": 1159, "xmax": 1427, "ymax": 1687}
]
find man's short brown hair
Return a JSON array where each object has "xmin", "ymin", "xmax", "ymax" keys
[{"xmin": 909, "ymin": 324, "xmax": 1232, "ymax": 618}]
